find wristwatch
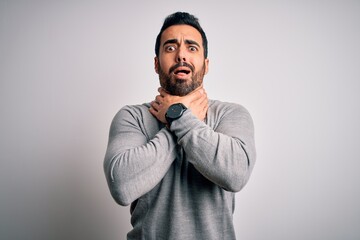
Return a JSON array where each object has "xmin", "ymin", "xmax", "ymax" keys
[{"xmin": 165, "ymin": 103, "xmax": 187, "ymax": 127}]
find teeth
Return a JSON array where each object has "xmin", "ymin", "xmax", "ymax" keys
[{"xmin": 176, "ymin": 70, "xmax": 189, "ymax": 74}]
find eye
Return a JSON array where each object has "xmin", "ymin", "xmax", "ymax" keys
[
  {"xmin": 189, "ymin": 46, "xmax": 198, "ymax": 52},
  {"xmin": 165, "ymin": 45, "xmax": 176, "ymax": 52}
]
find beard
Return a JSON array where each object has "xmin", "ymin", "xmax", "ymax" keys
[{"xmin": 158, "ymin": 62, "xmax": 206, "ymax": 96}]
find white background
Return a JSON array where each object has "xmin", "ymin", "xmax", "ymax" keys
[{"xmin": 1, "ymin": 0, "xmax": 359, "ymax": 239}]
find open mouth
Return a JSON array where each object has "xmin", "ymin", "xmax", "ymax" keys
[{"xmin": 174, "ymin": 67, "xmax": 191, "ymax": 75}]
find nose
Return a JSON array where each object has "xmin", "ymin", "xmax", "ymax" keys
[{"xmin": 176, "ymin": 46, "xmax": 187, "ymax": 62}]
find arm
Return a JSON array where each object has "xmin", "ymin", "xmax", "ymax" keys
[
  {"xmin": 150, "ymin": 88, "xmax": 255, "ymax": 192},
  {"xmin": 172, "ymin": 103, "xmax": 256, "ymax": 192},
  {"xmin": 103, "ymin": 105, "xmax": 177, "ymax": 206}
]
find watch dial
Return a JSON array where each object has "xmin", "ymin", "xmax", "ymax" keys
[{"xmin": 169, "ymin": 105, "xmax": 181, "ymax": 118}]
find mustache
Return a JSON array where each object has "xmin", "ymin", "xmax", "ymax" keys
[{"xmin": 169, "ymin": 62, "xmax": 194, "ymax": 74}]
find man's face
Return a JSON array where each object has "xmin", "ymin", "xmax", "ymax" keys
[{"xmin": 155, "ymin": 24, "xmax": 209, "ymax": 96}]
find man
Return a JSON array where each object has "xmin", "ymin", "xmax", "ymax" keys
[{"xmin": 104, "ymin": 12, "xmax": 256, "ymax": 240}]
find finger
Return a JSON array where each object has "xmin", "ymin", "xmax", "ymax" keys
[
  {"xmin": 159, "ymin": 88, "xmax": 169, "ymax": 97},
  {"xmin": 203, "ymin": 100, "xmax": 209, "ymax": 110},
  {"xmin": 199, "ymin": 94, "xmax": 208, "ymax": 106},
  {"xmin": 157, "ymin": 87, "xmax": 163, "ymax": 97},
  {"xmin": 158, "ymin": 87, "xmax": 167, "ymax": 97},
  {"xmin": 193, "ymin": 84, "xmax": 204, "ymax": 92},
  {"xmin": 190, "ymin": 88, "xmax": 206, "ymax": 102},
  {"xmin": 199, "ymin": 98, "xmax": 208, "ymax": 111},
  {"xmin": 197, "ymin": 92, "xmax": 208, "ymax": 109},
  {"xmin": 202, "ymin": 90, "xmax": 208, "ymax": 101},
  {"xmin": 155, "ymin": 95, "xmax": 163, "ymax": 104},
  {"xmin": 150, "ymin": 101, "xmax": 159, "ymax": 111},
  {"xmin": 182, "ymin": 88, "xmax": 201, "ymax": 103},
  {"xmin": 149, "ymin": 107, "xmax": 157, "ymax": 115}
]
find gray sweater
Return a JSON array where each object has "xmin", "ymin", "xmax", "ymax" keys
[{"xmin": 104, "ymin": 100, "xmax": 256, "ymax": 240}]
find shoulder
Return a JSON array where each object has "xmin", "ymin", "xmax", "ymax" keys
[
  {"xmin": 118, "ymin": 103, "xmax": 150, "ymax": 113},
  {"xmin": 110, "ymin": 103, "xmax": 162, "ymax": 139},
  {"xmin": 111, "ymin": 102, "xmax": 154, "ymax": 127},
  {"xmin": 114, "ymin": 103, "xmax": 151, "ymax": 119},
  {"xmin": 208, "ymin": 99, "xmax": 251, "ymax": 116},
  {"xmin": 207, "ymin": 99, "xmax": 255, "ymax": 134}
]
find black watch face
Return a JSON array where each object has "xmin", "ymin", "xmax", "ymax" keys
[{"xmin": 167, "ymin": 104, "xmax": 183, "ymax": 118}]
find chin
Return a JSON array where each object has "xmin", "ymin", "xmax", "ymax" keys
[
  {"xmin": 160, "ymin": 76, "xmax": 201, "ymax": 96},
  {"xmin": 174, "ymin": 77, "xmax": 191, "ymax": 83}
]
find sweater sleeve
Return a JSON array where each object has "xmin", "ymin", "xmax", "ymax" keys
[
  {"xmin": 170, "ymin": 103, "xmax": 256, "ymax": 192},
  {"xmin": 103, "ymin": 105, "xmax": 177, "ymax": 206}
]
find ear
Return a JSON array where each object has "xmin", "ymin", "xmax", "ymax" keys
[
  {"xmin": 204, "ymin": 58, "xmax": 209, "ymax": 75},
  {"xmin": 154, "ymin": 56, "xmax": 159, "ymax": 74}
]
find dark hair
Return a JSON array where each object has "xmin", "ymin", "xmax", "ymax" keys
[{"xmin": 155, "ymin": 12, "xmax": 208, "ymax": 58}]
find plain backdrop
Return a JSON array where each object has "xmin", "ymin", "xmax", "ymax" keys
[{"xmin": 1, "ymin": 0, "xmax": 359, "ymax": 239}]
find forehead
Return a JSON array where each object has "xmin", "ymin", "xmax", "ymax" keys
[{"xmin": 161, "ymin": 24, "xmax": 202, "ymax": 44}]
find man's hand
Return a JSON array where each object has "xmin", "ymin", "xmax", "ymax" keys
[{"xmin": 149, "ymin": 86, "xmax": 208, "ymax": 124}]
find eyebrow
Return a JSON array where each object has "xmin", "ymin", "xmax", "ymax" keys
[
  {"xmin": 163, "ymin": 39, "xmax": 201, "ymax": 48},
  {"xmin": 163, "ymin": 39, "xmax": 178, "ymax": 46},
  {"xmin": 185, "ymin": 39, "xmax": 200, "ymax": 47}
]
